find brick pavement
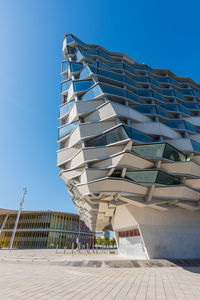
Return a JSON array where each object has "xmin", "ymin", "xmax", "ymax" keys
[
  {"xmin": 0, "ymin": 262, "xmax": 200, "ymax": 299},
  {"xmin": 0, "ymin": 250, "xmax": 200, "ymax": 299}
]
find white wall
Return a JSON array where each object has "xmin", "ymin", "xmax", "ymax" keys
[{"xmin": 113, "ymin": 205, "xmax": 200, "ymax": 259}]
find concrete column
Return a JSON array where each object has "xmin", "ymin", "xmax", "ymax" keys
[{"xmin": 113, "ymin": 205, "xmax": 200, "ymax": 259}]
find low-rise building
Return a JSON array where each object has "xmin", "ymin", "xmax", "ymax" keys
[{"xmin": 0, "ymin": 209, "xmax": 94, "ymax": 249}]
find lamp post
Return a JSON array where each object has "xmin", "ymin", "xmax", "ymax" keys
[{"xmin": 9, "ymin": 188, "xmax": 27, "ymax": 251}]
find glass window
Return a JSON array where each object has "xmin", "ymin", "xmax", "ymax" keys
[
  {"xmin": 164, "ymin": 120, "xmax": 186, "ymax": 130},
  {"xmin": 70, "ymin": 62, "xmax": 83, "ymax": 73},
  {"xmin": 81, "ymin": 84, "xmax": 103, "ymax": 100},
  {"xmin": 149, "ymin": 77, "xmax": 160, "ymax": 87},
  {"xmin": 124, "ymin": 63, "xmax": 137, "ymax": 75},
  {"xmin": 160, "ymin": 89, "xmax": 175, "ymax": 97},
  {"xmin": 153, "ymin": 90, "xmax": 165, "ymax": 102},
  {"xmin": 132, "ymin": 144, "xmax": 165, "ymax": 158},
  {"xmin": 73, "ymin": 80, "xmax": 93, "ymax": 92},
  {"xmin": 61, "ymin": 61, "xmax": 69, "ymax": 73},
  {"xmin": 179, "ymin": 89, "xmax": 194, "ymax": 96},
  {"xmin": 132, "ymin": 64, "xmax": 146, "ymax": 71},
  {"xmin": 124, "ymin": 126, "xmax": 152, "ymax": 143},
  {"xmin": 160, "ymin": 103, "xmax": 179, "ymax": 112},
  {"xmin": 59, "ymin": 100, "xmax": 75, "ymax": 118},
  {"xmin": 125, "ymin": 76, "xmax": 138, "ymax": 88},
  {"xmin": 156, "ymin": 76, "xmax": 170, "ymax": 83},
  {"xmin": 66, "ymin": 35, "xmax": 74, "ymax": 44},
  {"xmin": 58, "ymin": 121, "xmax": 79, "ymax": 140},
  {"xmin": 125, "ymin": 170, "xmax": 158, "ymax": 183},
  {"xmin": 163, "ymin": 144, "xmax": 187, "ymax": 161},
  {"xmin": 61, "ymin": 80, "xmax": 72, "ymax": 93},
  {"xmin": 134, "ymin": 105, "xmax": 156, "ymax": 115},
  {"xmin": 134, "ymin": 76, "xmax": 148, "ymax": 83},
  {"xmin": 98, "ymin": 69, "xmax": 124, "ymax": 83},
  {"xmin": 182, "ymin": 102, "xmax": 199, "ymax": 110},
  {"xmin": 156, "ymin": 171, "xmax": 180, "ymax": 185},
  {"xmin": 135, "ymin": 89, "xmax": 153, "ymax": 97},
  {"xmin": 76, "ymin": 49, "xmax": 83, "ymax": 62},
  {"xmin": 174, "ymin": 90, "xmax": 184, "ymax": 100},
  {"xmin": 99, "ymin": 49, "xmax": 111, "ymax": 61},
  {"xmin": 86, "ymin": 126, "xmax": 129, "ymax": 147},
  {"xmin": 185, "ymin": 121, "xmax": 199, "ymax": 133},
  {"xmin": 179, "ymin": 104, "xmax": 190, "ymax": 115},
  {"xmin": 100, "ymin": 84, "xmax": 126, "ymax": 97},
  {"xmin": 156, "ymin": 107, "xmax": 171, "ymax": 118},
  {"xmin": 127, "ymin": 91, "xmax": 143, "ymax": 104},
  {"xmin": 191, "ymin": 140, "xmax": 200, "ymax": 153},
  {"xmin": 79, "ymin": 66, "xmax": 92, "ymax": 80}
]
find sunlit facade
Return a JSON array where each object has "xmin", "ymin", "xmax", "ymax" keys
[
  {"xmin": 0, "ymin": 209, "xmax": 94, "ymax": 249},
  {"xmin": 57, "ymin": 34, "xmax": 200, "ymax": 259}
]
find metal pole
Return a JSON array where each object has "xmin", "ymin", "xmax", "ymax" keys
[
  {"xmin": 9, "ymin": 188, "xmax": 27, "ymax": 251},
  {"xmin": 0, "ymin": 214, "xmax": 9, "ymax": 235},
  {"xmin": 77, "ymin": 218, "xmax": 81, "ymax": 250}
]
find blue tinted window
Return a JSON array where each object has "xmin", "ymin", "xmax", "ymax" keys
[
  {"xmin": 61, "ymin": 61, "xmax": 69, "ymax": 73},
  {"xmin": 182, "ymin": 102, "xmax": 199, "ymax": 110},
  {"xmin": 156, "ymin": 107, "xmax": 170, "ymax": 118},
  {"xmin": 191, "ymin": 140, "xmax": 200, "ymax": 153},
  {"xmin": 153, "ymin": 91, "xmax": 165, "ymax": 102},
  {"xmin": 86, "ymin": 126, "xmax": 129, "ymax": 147},
  {"xmin": 98, "ymin": 69, "xmax": 124, "ymax": 82},
  {"xmin": 124, "ymin": 125, "xmax": 152, "ymax": 143},
  {"xmin": 76, "ymin": 49, "xmax": 83, "ymax": 62},
  {"xmin": 160, "ymin": 89, "xmax": 175, "ymax": 97},
  {"xmin": 160, "ymin": 104, "xmax": 179, "ymax": 112},
  {"xmin": 66, "ymin": 35, "xmax": 74, "ymax": 44},
  {"xmin": 99, "ymin": 49, "xmax": 111, "ymax": 61},
  {"xmin": 149, "ymin": 77, "xmax": 160, "ymax": 87},
  {"xmin": 135, "ymin": 89, "xmax": 153, "ymax": 97},
  {"xmin": 79, "ymin": 66, "xmax": 91, "ymax": 79},
  {"xmin": 174, "ymin": 90, "xmax": 184, "ymax": 100},
  {"xmin": 70, "ymin": 62, "xmax": 83, "ymax": 73},
  {"xmin": 164, "ymin": 120, "xmax": 186, "ymax": 130},
  {"xmin": 185, "ymin": 121, "xmax": 198, "ymax": 133},
  {"xmin": 61, "ymin": 80, "xmax": 72, "ymax": 93},
  {"xmin": 100, "ymin": 85, "xmax": 126, "ymax": 97},
  {"xmin": 179, "ymin": 104, "xmax": 190, "ymax": 115},
  {"xmin": 73, "ymin": 80, "xmax": 93, "ymax": 92},
  {"xmin": 124, "ymin": 64, "xmax": 137, "ymax": 75},
  {"xmin": 134, "ymin": 105, "xmax": 156, "ymax": 115},
  {"xmin": 59, "ymin": 101, "xmax": 75, "ymax": 118},
  {"xmin": 179, "ymin": 89, "xmax": 194, "ymax": 96},
  {"xmin": 156, "ymin": 76, "xmax": 170, "ymax": 83},
  {"xmin": 58, "ymin": 121, "xmax": 79, "ymax": 140},
  {"xmin": 132, "ymin": 64, "xmax": 146, "ymax": 70},
  {"xmin": 81, "ymin": 85, "xmax": 103, "ymax": 100},
  {"xmin": 127, "ymin": 91, "xmax": 143, "ymax": 104},
  {"xmin": 134, "ymin": 76, "xmax": 149, "ymax": 83},
  {"xmin": 125, "ymin": 77, "xmax": 138, "ymax": 88}
]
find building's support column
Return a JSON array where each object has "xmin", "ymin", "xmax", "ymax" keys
[
  {"xmin": 0, "ymin": 214, "xmax": 9, "ymax": 234},
  {"xmin": 113, "ymin": 204, "xmax": 200, "ymax": 259}
]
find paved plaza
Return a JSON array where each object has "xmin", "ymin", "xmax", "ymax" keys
[{"xmin": 0, "ymin": 250, "xmax": 200, "ymax": 299}]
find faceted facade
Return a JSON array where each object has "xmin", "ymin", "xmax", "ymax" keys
[
  {"xmin": 0, "ymin": 209, "xmax": 94, "ymax": 249},
  {"xmin": 58, "ymin": 34, "xmax": 200, "ymax": 259}
]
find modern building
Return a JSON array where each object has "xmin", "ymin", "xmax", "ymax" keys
[
  {"xmin": 95, "ymin": 231, "xmax": 110, "ymax": 240},
  {"xmin": 0, "ymin": 209, "xmax": 94, "ymax": 249},
  {"xmin": 57, "ymin": 34, "xmax": 200, "ymax": 259}
]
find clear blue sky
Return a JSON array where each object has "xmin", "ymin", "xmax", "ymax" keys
[{"xmin": 0, "ymin": 0, "xmax": 199, "ymax": 213}]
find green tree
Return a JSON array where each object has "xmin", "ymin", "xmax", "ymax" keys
[
  {"xmin": 103, "ymin": 235, "xmax": 109, "ymax": 247},
  {"xmin": 110, "ymin": 237, "xmax": 116, "ymax": 247},
  {"xmin": 96, "ymin": 237, "xmax": 102, "ymax": 247}
]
